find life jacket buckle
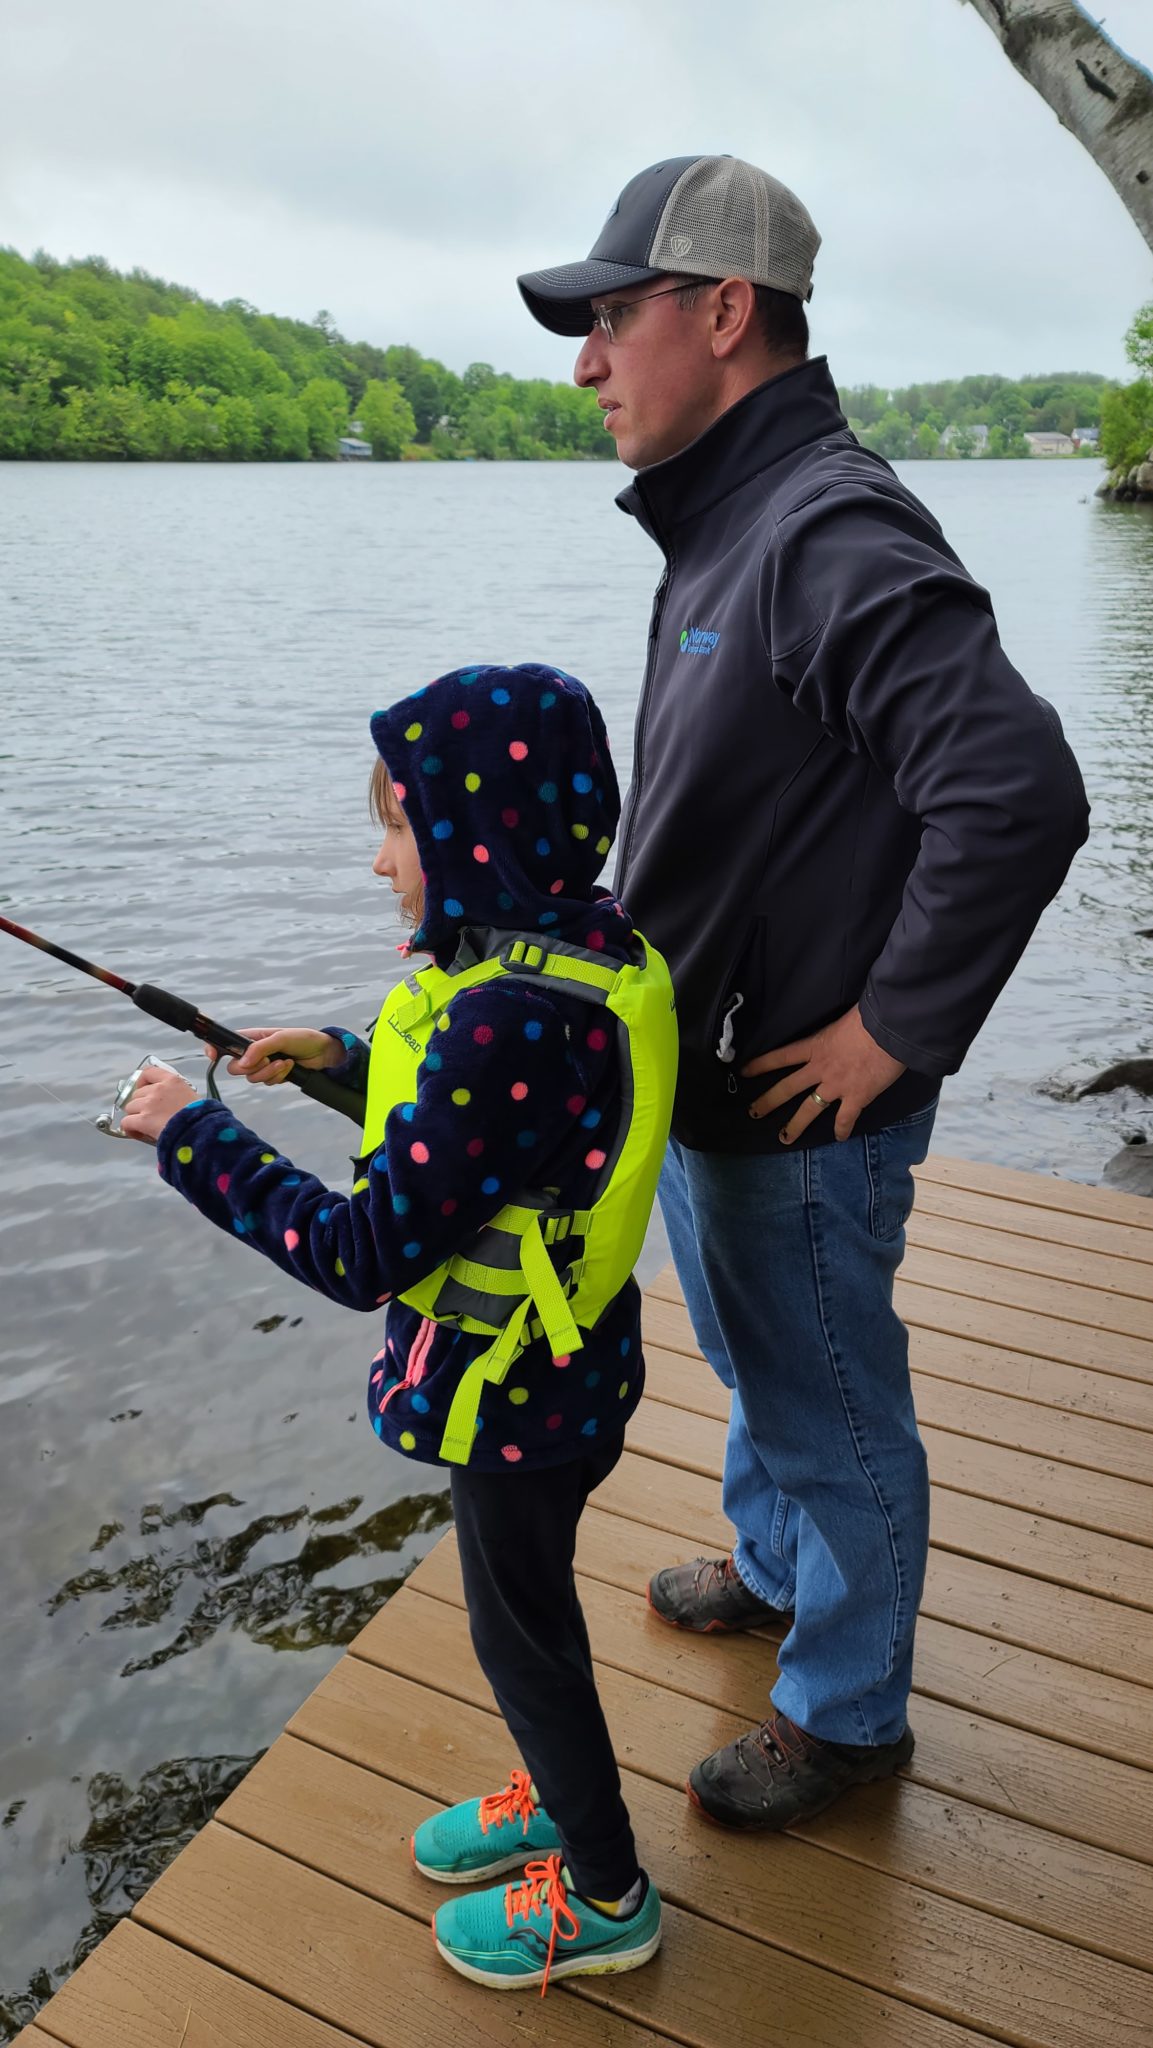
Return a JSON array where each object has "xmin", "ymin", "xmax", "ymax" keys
[{"xmin": 501, "ymin": 939, "xmax": 547, "ymax": 975}]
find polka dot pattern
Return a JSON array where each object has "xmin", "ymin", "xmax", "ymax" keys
[{"xmin": 166, "ymin": 664, "xmax": 645, "ymax": 1471}]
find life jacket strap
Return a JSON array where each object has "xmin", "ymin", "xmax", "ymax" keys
[
  {"xmin": 437, "ymin": 1213, "xmax": 583, "ymax": 1464},
  {"xmin": 500, "ymin": 938, "xmax": 619, "ymax": 999},
  {"xmin": 438, "ymin": 1299, "xmax": 534, "ymax": 1463}
]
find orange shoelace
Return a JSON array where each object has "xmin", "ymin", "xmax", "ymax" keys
[
  {"xmin": 505, "ymin": 1851, "xmax": 580, "ymax": 1996},
  {"xmin": 477, "ymin": 1767, "xmax": 538, "ymax": 1836}
]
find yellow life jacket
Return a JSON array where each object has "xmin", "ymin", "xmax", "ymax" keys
[{"xmin": 361, "ymin": 926, "xmax": 677, "ymax": 1464}]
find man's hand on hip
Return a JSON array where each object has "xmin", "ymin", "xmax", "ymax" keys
[{"xmin": 742, "ymin": 1005, "xmax": 907, "ymax": 1144}]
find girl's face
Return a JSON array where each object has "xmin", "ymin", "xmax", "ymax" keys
[{"xmin": 373, "ymin": 808, "xmax": 424, "ymax": 926}]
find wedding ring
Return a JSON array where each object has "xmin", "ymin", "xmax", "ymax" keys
[{"xmin": 810, "ymin": 1090, "xmax": 827, "ymax": 1107}]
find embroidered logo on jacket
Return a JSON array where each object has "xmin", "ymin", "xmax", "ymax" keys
[
  {"xmin": 679, "ymin": 626, "xmax": 720, "ymax": 655},
  {"xmin": 387, "ymin": 1015, "xmax": 424, "ymax": 1054}
]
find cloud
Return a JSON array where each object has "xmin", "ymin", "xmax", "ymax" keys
[{"xmin": 3, "ymin": 0, "xmax": 1151, "ymax": 384}]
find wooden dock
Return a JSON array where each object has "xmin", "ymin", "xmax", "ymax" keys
[{"xmin": 17, "ymin": 1156, "xmax": 1153, "ymax": 2048}]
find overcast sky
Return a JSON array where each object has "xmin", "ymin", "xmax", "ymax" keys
[{"xmin": 4, "ymin": 0, "xmax": 1152, "ymax": 388}]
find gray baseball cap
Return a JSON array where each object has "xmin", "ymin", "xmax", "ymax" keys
[{"xmin": 518, "ymin": 155, "xmax": 821, "ymax": 338}]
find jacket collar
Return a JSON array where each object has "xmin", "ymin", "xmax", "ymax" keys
[{"xmin": 616, "ymin": 356, "xmax": 847, "ymax": 545}]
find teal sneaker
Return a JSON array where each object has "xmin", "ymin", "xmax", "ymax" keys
[
  {"xmin": 432, "ymin": 1852, "xmax": 662, "ymax": 1994},
  {"xmin": 411, "ymin": 1769, "xmax": 563, "ymax": 1884}
]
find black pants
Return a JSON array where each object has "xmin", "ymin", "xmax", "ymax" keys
[{"xmin": 450, "ymin": 1433, "xmax": 640, "ymax": 1901}]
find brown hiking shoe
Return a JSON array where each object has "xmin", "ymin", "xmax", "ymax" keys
[
  {"xmin": 688, "ymin": 1710, "xmax": 915, "ymax": 1830},
  {"xmin": 647, "ymin": 1554, "xmax": 790, "ymax": 1633}
]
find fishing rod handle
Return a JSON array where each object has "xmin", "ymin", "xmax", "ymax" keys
[{"xmin": 132, "ymin": 984, "xmax": 367, "ymax": 1127}]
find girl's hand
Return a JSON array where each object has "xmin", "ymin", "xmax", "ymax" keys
[
  {"xmin": 120, "ymin": 1065, "xmax": 201, "ymax": 1143},
  {"xmin": 202, "ymin": 1027, "xmax": 344, "ymax": 1087}
]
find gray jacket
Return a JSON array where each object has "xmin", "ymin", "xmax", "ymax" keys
[{"xmin": 614, "ymin": 358, "xmax": 1090, "ymax": 1152}]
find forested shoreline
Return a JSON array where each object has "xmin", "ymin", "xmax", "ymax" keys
[{"xmin": 0, "ymin": 246, "xmax": 1123, "ymax": 464}]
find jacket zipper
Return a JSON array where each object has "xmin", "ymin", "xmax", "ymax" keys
[{"xmin": 618, "ymin": 554, "xmax": 672, "ymax": 885}]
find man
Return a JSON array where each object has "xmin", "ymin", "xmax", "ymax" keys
[{"xmin": 517, "ymin": 155, "xmax": 1089, "ymax": 1830}]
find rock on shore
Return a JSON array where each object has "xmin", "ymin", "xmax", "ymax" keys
[{"xmin": 1097, "ymin": 443, "xmax": 1153, "ymax": 501}]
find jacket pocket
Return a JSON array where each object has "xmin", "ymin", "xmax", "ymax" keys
[
  {"xmin": 709, "ymin": 922, "xmax": 757, "ymax": 1059},
  {"xmin": 708, "ymin": 920, "xmax": 773, "ymax": 1090}
]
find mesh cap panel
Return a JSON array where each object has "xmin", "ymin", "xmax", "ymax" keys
[{"xmin": 649, "ymin": 157, "xmax": 820, "ymax": 302}]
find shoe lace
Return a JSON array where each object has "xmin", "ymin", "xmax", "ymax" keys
[
  {"xmin": 478, "ymin": 1767, "xmax": 538, "ymax": 1836},
  {"xmin": 505, "ymin": 1851, "xmax": 580, "ymax": 1997},
  {"xmin": 749, "ymin": 1711, "xmax": 810, "ymax": 1773},
  {"xmin": 693, "ymin": 1554, "xmax": 740, "ymax": 1599}
]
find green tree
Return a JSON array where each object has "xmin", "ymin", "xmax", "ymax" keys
[
  {"xmin": 252, "ymin": 392, "xmax": 312, "ymax": 460},
  {"xmin": 298, "ymin": 375, "xmax": 349, "ymax": 458},
  {"xmin": 55, "ymin": 385, "xmax": 161, "ymax": 459},
  {"xmin": 357, "ymin": 377, "xmax": 417, "ymax": 459},
  {"xmin": 985, "ymin": 424, "xmax": 1031, "ymax": 459},
  {"xmin": 1100, "ymin": 377, "xmax": 1153, "ymax": 474},
  {"xmin": 858, "ymin": 409, "xmax": 914, "ymax": 460},
  {"xmin": 1100, "ymin": 301, "xmax": 1153, "ymax": 477},
  {"xmin": 1125, "ymin": 301, "xmax": 1153, "ymax": 377}
]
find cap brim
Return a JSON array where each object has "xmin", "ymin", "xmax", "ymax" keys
[{"xmin": 517, "ymin": 259, "xmax": 664, "ymax": 336}]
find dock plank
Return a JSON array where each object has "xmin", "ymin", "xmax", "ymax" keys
[
  {"xmin": 913, "ymin": 1178, "xmax": 1153, "ymax": 1268},
  {"xmin": 233, "ymin": 1714, "xmax": 999, "ymax": 2048},
  {"xmin": 908, "ymin": 1208, "xmax": 1153, "ymax": 1300},
  {"xmin": 645, "ymin": 1337, "xmax": 1153, "ymax": 1486},
  {"xmin": 624, "ymin": 1399, "xmax": 1153, "ymax": 1607},
  {"xmin": 643, "ymin": 1290, "xmax": 1153, "ymax": 1416},
  {"xmin": 898, "ymin": 1280, "xmax": 1153, "ymax": 1381},
  {"xmin": 253, "ymin": 1692, "xmax": 1151, "ymax": 2048},
  {"xmin": 25, "ymin": 1153, "xmax": 1153, "ymax": 2048},
  {"xmin": 901, "ymin": 1244, "xmax": 1153, "ymax": 1345},
  {"xmin": 915, "ymin": 1156, "xmax": 1153, "ymax": 1227},
  {"xmin": 589, "ymin": 1457, "xmax": 1153, "ymax": 1751},
  {"xmin": 15, "ymin": 1919, "xmax": 366, "ymax": 2048},
  {"xmin": 135, "ymin": 1821, "xmax": 667, "ymax": 2048},
  {"xmin": 401, "ymin": 1531, "xmax": 1153, "ymax": 1864},
  {"xmin": 347, "ymin": 1584, "xmax": 1153, "ymax": 1970},
  {"xmin": 648, "ymin": 1256, "xmax": 1153, "ymax": 1364}
]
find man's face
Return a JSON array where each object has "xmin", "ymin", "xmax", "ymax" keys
[{"xmin": 574, "ymin": 280, "xmax": 724, "ymax": 470}]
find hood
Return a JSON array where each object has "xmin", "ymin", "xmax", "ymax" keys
[{"xmin": 371, "ymin": 663, "xmax": 631, "ymax": 962}]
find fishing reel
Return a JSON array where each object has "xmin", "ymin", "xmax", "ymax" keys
[{"xmin": 95, "ymin": 1053, "xmax": 220, "ymax": 1141}]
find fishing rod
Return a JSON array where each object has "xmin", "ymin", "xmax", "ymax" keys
[{"xmin": 0, "ymin": 913, "xmax": 366, "ymax": 1127}]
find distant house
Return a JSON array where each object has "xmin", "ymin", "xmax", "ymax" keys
[
  {"xmin": 1072, "ymin": 426, "xmax": 1100, "ymax": 449},
  {"xmin": 338, "ymin": 435, "xmax": 373, "ymax": 460},
  {"xmin": 940, "ymin": 423, "xmax": 990, "ymax": 452},
  {"xmin": 1024, "ymin": 432, "xmax": 1076, "ymax": 457}
]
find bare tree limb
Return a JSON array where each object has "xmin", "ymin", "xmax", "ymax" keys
[{"xmin": 963, "ymin": 0, "xmax": 1153, "ymax": 254}]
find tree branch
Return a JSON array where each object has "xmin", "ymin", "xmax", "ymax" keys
[{"xmin": 962, "ymin": 0, "xmax": 1153, "ymax": 254}]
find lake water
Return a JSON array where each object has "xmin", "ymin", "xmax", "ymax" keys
[{"xmin": 1, "ymin": 456, "xmax": 1151, "ymax": 2031}]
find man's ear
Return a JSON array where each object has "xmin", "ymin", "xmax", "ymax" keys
[{"xmin": 711, "ymin": 277, "xmax": 759, "ymax": 361}]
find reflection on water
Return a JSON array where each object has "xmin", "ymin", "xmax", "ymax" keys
[
  {"xmin": 0, "ymin": 1481, "xmax": 451, "ymax": 2033},
  {"xmin": 46, "ymin": 1486, "xmax": 452, "ymax": 1670},
  {"xmin": 1, "ymin": 1749, "xmax": 260, "ymax": 2037},
  {"xmin": 1, "ymin": 459, "xmax": 1152, "ymax": 2035}
]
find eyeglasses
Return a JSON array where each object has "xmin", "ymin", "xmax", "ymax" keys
[{"xmin": 588, "ymin": 282, "xmax": 691, "ymax": 345}]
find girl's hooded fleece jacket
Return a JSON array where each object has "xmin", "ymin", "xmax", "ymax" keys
[{"xmin": 156, "ymin": 662, "xmax": 648, "ymax": 1471}]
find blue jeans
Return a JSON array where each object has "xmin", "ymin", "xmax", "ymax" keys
[{"xmin": 658, "ymin": 1104, "xmax": 937, "ymax": 1746}]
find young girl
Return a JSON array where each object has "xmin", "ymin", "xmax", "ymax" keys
[{"xmin": 123, "ymin": 661, "xmax": 676, "ymax": 1996}]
